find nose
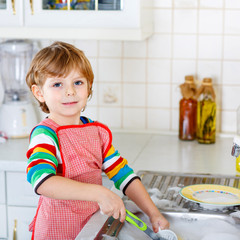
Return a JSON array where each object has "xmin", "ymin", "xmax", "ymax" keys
[{"xmin": 65, "ymin": 85, "xmax": 76, "ymax": 96}]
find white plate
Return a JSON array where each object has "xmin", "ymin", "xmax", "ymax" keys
[{"xmin": 179, "ymin": 184, "xmax": 240, "ymax": 209}]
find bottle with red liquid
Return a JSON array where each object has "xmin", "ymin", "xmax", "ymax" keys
[{"xmin": 179, "ymin": 76, "xmax": 197, "ymax": 141}]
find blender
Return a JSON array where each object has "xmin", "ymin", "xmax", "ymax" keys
[{"xmin": 0, "ymin": 39, "xmax": 38, "ymax": 138}]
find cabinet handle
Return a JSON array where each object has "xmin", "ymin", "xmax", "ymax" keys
[
  {"xmin": 30, "ymin": 0, "xmax": 34, "ymax": 15},
  {"xmin": 11, "ymin": 0, "xmax": 16, "ymax": 15},
  {"xmin": 67, "ymin": 0, "xmax": 70, "ymax": 10},
  {"xmin": 13, "ymin": 219, "xmax": 17, "ymax": 240},
  {"xmin": 95, "ymin": 0, "xmax": 98, "ymax": 11}
]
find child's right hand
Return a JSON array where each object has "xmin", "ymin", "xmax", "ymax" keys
[{"xmin": 97, "ymin": 187, "xmax": 126, "ymax": 222}]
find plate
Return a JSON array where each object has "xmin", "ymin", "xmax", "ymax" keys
[{"xmin": 179, "ymin": 184, "xmax": 240, "ymax": 208}]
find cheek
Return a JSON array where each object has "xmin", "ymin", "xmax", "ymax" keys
[
  {"xmin": 79, "ymin": 87, "xmax": 89, "ymax": 98},
  {"xmin": 44, "ymin": 92, "xmax": 59, "ymax": 104}
]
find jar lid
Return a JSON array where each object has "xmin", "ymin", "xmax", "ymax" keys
[
  {"xmin": 202, "ymin": 78, "xmax": 213, "ymax": 86},
  {"xmin": 185, "ymin": 75, "xmax": 194, "ymax": 84},
  {"xmin": 0, "ymin": 39, "xmax": 33, "ymax": 53}
]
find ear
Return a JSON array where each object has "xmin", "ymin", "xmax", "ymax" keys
[{"xmin": 31, "ymin": 84, "xmax": 45, "ymax": 103}]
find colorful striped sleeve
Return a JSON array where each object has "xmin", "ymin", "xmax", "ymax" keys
[
  {"xmin": 26, "ymin": 125, "xmax": 61, "ymax": 194},
  {"xmin": 102, "ymin": 145, "xmax": 140, "ymax": 194}
]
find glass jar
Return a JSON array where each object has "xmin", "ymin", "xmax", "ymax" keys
[
  {"xmin": 179, "ymin": 76, "xmax": 197, "ymax": 141},
  {"xmin": 196, "ymin": 78, "xmax": 216, "ymax": 144}
]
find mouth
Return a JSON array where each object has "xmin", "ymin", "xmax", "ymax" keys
[{"xmin": 62, "ymin": 101, "xmax": 78, "ymax": 105}]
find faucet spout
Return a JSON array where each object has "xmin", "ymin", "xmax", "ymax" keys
[
  {"xmin": 231, "ymin": 144, "xmax": 240, "ymax": 157},
  {"xmin": 231, "ymin": 136, "xmax": 240, "ymax": 157}
]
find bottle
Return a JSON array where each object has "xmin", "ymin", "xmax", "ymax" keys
[
  {"xmin": 196, "ymin": 78, "xmax": 216, "ymax": 144},
  {"xmin": 231, "ymin": 136, "xmax": 240, "ymax": 174},
  {"xmin": 233, "ymin": 106, "xmax": 240, "ymax": 175},
  {"xmin": 179, "ymin": 76, "xmax": 197, "ymax": 141}
]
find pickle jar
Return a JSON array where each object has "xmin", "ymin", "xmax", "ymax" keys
[
  {"xmin": 196, "ymin": 78, "xmax": 216, "ymax": 144},
  {"xmin": 179, "ymin": 76, "xmax": 197, "ymax": 141}
]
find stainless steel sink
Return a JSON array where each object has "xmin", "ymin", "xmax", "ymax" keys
[
  {"xmin": 97, "ymin": 171, "xmax": 240, "ymax": 240},
  {"xmin": 161, "ymin": 211, "xmax": 240, "ymax": 240},
  {"xmin": 138, "ymin": 171, "xmax": 240, "ymax": 212}
]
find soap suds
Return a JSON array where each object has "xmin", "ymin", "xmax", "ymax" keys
[
  {"xmin": 201, "ymin": 233, "xmax": 239, "ymax": 240},
  {"xmin": 149, "ymin": 187, "xmax": 189, "ymax": 212},
  {"xmin": 118, "ymin": 188, "xmax": 240, "ymax": 240},
  {"xmin": 101, "ymin": 234, "xmax": 118, "ymax": 239}
]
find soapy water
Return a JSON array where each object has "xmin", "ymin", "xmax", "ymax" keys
[
  {"xmin": 118, "ymin": 212, "xmax": 240, "ymax": 240},
  {"xmin": 149, "ymin": 187, "xmax": 189, "ymax": 212},
  {"xmin": 117, "ymin": 188, "xmax": 240, "ymax": 240},
  {"xmin": 201, "ymin": 233, "xmax": 239, "ymax": 240},
  {"xmin": 101, "ymin": 234, "xmax": 118, "ymax": 239}
]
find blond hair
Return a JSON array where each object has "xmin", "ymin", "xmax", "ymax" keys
[{"xmin": 26, "ymin": 41, "xmax": 94, "ymax": 113}]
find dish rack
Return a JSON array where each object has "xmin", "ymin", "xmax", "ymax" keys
[{"xmin": 138, "ymin": 171, "xmax": 240, "ymax": 212}]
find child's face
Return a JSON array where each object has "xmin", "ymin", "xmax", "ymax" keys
[{"xmin": 32, "ymin": 69, "xmax": 89, "ymax": 125}]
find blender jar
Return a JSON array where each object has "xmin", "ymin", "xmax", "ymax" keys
[
  {"xmin": 0, "ymin": 39, "xmax": 38, "ymax": 138},
  {"xmin": 0, "ymin": 39, "xmax": 33, "ymax": 103}
]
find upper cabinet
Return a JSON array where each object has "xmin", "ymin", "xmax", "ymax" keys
[
  {"xmin": 0, "ymin": 0, "xmax": 23, "ymax": 26},
  {"xmin": 0, "ymin": 0, "xmax": 153, "ymax": 40}
]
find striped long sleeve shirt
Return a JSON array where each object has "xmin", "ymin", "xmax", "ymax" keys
[{"xmin": 26, "ymin": 117, "xmax": 139, "ymax": 194}]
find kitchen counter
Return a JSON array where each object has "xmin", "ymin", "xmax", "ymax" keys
[
  {"xmin": 75, "ymin": 132, "xmax": 239, "ymax": 240},
  {"xmin": 0, "ymin": 132, "xmax": 236, "ymax": 175},
  {"xmin": 0, "ymin": 132, "xmax": 238, "ymax": 239}
]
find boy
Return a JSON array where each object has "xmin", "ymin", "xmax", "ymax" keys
[{"xmin": 26, "ymin": 41, "xmax": 169, "ymax": 239}]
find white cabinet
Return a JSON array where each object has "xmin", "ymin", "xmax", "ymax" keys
[
  {"xmin": 0, "ymin": 171, "xmax": 5, "ymax": 204},
  {"xmin": 0, "ymin": 0, "xmax": 23, "ymax": 27},
  {"xmin": 0, "ymin": 171, "xmax": 38, "ymax": 240},
  {"xmin": 0, "ymin": 205, "xmax": 7, "ymax": 239},
  {"xmin": 0, "ymin": 171, "xmax": 7, "ymax": 239},
  {"xmin": 8, "ymin": 206, "xmax": 36, "ymax": 240},
  {"xmin": 0, "ymin": 0, "xmax": 153, "ymax": 40},
  {"xmin": 6, "ymin": 172, "xmax": 38, "ymax": 239},
  {"xmin": 6, "ymin": 172, "xmax": 39, "ymax": 207}
]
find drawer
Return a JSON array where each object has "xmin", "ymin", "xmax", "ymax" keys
[
  {"xmin": 8, "ymin": 206, "xmax": 36, "ymax": 240},
  {"xmin": 0, "ymin": 171, "xmax": 5, "ymax": 204},
  {"xmin": 6, "ymin": 172, "xmax": 39, "ymax": 207},
  {"xmin": 0, "ymin": 204, "xmax": 7, "ymax": 238}
]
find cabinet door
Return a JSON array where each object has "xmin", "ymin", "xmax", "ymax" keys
[
  {"xmin": 6, "ymin": 172, "xmax": 39, "ymax": 207},
  {"xmin": 24, "ymin": 0, "xmax": 140, "ymax": 28},
  {"xmin": 0, "ymin": 0, "xmax": 23, "ymax": 27},
  {"xmin": 8, "ymin": 206, "xmax": 36, "ymax": 240},
  {"xmin": 0, "ymin": 171, "xmax": 5, "ymax": 204},
  {"xmin": 0, "ymin": 205, "xmax": 7, "ymax": 239}
]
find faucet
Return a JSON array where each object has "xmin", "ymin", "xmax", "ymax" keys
[{"xmin": 231, "ymin": 136, "xmax": 240, "ymax": 157}]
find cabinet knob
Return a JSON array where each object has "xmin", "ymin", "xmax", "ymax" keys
[
  {"xmin": 11, "ymin": 0, "xmax": 16, "ymax": 15},
  {"xmin": 13, "ymin": 219, "xmax": 17, "ymax": 240},
  {"xmin": 30, "ymin": 0, "xmax": 34, "ymax": 15}
]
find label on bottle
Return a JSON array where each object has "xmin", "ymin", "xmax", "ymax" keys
[{"xmin": 197, "ymin": 99, "xmax": 216, "ymax": 144}]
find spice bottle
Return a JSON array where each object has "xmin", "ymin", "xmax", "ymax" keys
[
  {"xmin": 196, "ymin": 78, "xmax": 216, "ymax": 144},
  {"xmin": 179, "ymin": 76, "xmax": 197, "ymax": 141}
]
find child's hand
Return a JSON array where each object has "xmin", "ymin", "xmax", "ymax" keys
[
  {"xmin": 97, "ymin": 187, "xmax": 126, "ymax": 222},
  {"xmin": 149, "ymin": 212, "xmax": 170, "ymax": 233}
]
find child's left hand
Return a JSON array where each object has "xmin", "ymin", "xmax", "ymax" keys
[{"xmin": 149, "ymin": 212, "xmax": 170, "ymax": 233}]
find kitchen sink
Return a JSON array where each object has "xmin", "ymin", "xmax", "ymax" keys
[
  {"xmin": 161, "ymin": 211, "xmax": 240, "ymax": 240},
  {"xmin": 116, "ymin": 210, "xmax": 240, "ymax": 240},
  {"xmin": 98, "ymin": 171, "xmax": 240, "ymax": 240}
]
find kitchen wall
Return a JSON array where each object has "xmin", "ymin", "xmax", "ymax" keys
[{"xmin": 13, "ymin": 0, "xmax": 240, "ymax": 134}]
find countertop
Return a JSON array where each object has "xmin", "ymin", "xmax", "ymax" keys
[
  {"xmin": 0, "ymin": 132, "xmax": 238, "ymax": 239},
  {"xmin": 0, "ymin": 132, "xmax": 237, "ymax": 176}
]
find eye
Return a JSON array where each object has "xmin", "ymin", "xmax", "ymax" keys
[
  {"xmin": 53, "ymin": 82, "xmax": 62, "ymax": 88},
  {"xmin": 74, "ymin": 81, "xmax": 83, "ymax": 86}
]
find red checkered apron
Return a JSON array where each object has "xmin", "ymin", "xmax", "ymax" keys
[{"xmin": 30, "ymin": 119, "xmax": 112, "ymax": 240}]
